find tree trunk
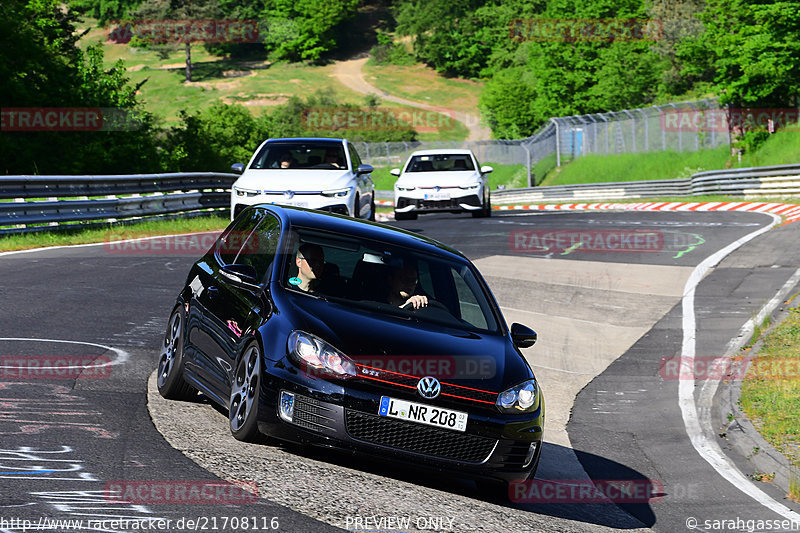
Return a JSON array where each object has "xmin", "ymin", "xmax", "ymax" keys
[{"xmin": 185, "ymin": 42, "xmax": 192, "ymax": 82}]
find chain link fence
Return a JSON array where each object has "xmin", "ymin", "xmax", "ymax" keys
[{"xmin": 358, "ymin": 99, "xmax": 730, "ymax": 187}]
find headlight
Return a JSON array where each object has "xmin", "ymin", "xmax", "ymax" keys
[
  {"xmin": 496, "ymin": 379, "xmax": 539, "ymax": 413},
  {"xmin": 459, "ymin": 182, "xmax": 481, "ymax": 190},
  {"xmin": 395, "ymin": 184, "xmax": 415, "ymax": 191},
  {"xmin": 287, "ymin": 331, "xmax": 356, "ymax": 379},
  {"xmin": 233, "ymin": 186, "xmax": 259, "ymax": 197},
  {"xmin": 321, "ymin": 187, "xmax": 351, "ymax": 198}
]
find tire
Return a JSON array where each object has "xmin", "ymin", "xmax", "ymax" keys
[
  {"xmin": 352, "ymin": 194, "xmax": 360, "ymax": 218},
  {"xmin": 472, "ymin": 190, "xmax": 491, "ymax": 218},
  {"xmin": 368, "ymin": 196, "xmax": 376, "ymax": 221},
  {"xmin": 229, "ymin": 342, "xmax": 262, "ymax": 442},
  {"xmin": 394, "ymin": 211, "xmax": 417, "ymax": 221},
  {"xmin": 157, "ymin": 307, "xmax": 196, "ymax": 400}
]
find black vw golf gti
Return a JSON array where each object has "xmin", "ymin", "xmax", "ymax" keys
[{"xmin": 157, "ymin": 205, "xmax": 543, "ymax": 487}]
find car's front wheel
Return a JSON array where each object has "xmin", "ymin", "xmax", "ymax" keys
[
  {"xmin": 368, "ymin": 196, "xmax": 376, "ymax": 221},
  {"xmin": 157, "ymin": 307, "xmax": 196, "ymax": 400},
  {"xmin": 229, "ymin": 342, "xmax": 262, "ymax": 442}
]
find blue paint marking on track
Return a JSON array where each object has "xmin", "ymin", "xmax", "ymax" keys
[{"xmin": 0, "ymin": 470, "xmax": 55, "ymax": 475}]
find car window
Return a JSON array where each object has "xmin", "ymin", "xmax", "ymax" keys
[
  {"xmin": 235, "ymin": 214, "xmax": 280, "ymax": 281},
  {"xmin": 347, "ymin": 144, "xmax": 362, "ymax": 168},
  {"xmin": 282, "ymin": 228, "xmax": 499, "ymax": 333},
  {"xmin": 217, "ymin": 208, "xmax": 263, "ymax": 266},
  {"xmin": 250, "ymin": 141, "xmax": 347, "ymax": 170},
  {"xmin": 406, "ymin": 154, "xmax": 475, "ymax": 172}
]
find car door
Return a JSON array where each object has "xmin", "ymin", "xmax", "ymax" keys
[{"xmin": 193, "ymin": 210, "xmax": 280, "ymax": 402}]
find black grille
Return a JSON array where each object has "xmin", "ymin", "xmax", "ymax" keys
[
  {"xmin": 292, "ymin": 394, "xmax": 336, "ymax": 432},
  {"xmin": 345, "ymin": 410, "xmax": 496, "ymax": 463}
]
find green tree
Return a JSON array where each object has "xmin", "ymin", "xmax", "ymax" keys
[
  {"xmin": 260, "ymin": 0, "xmax": 359, "ymax": 61},
  {"xmin": 131, "ymin": 0, "xmax": 222, "ymax": 82},
  {"xmin": 1, "ymin": 0, "xmax": 162, "ymax": 174}
]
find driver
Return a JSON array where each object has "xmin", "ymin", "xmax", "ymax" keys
[
  {"xmin": 387, "ymin": 259, "xmax": 428, "ymax": 309},
  {"xmin": 291, "ymin": 243, "xmax": 325, "ymax": 292}
]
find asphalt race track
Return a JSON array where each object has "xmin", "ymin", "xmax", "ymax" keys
[{"xmin": 1, "ymin": 209, "xmax": 800, "ymax": 533}]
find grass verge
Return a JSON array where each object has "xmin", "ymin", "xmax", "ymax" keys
[
  {"xmin": 539, "ymin": 128, "xmax": 800, "ymax": 187},
  {"xmin": 739, "ymin": 302, "xmax": 800, "ymax": 499},
  {"xmin": 0, "ymin": 215, "xmax": 230, "ymax": 253}
]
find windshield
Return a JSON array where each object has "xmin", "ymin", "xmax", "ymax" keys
[
  {"xmin": 251, "ymin": 141, "xmax": 347, "ymax": 170},
  {"xmin": 281, "ymin": 229, "xmax": 500, "ymax": 334},
  {"xmin": 405, "ymin": 154, "xmax": 475, "ymax": 172}
]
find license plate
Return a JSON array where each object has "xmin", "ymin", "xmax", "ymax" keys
[
  {"xmin": 281, "ymin": 200, "xmax": 308, "ymax": 207},
  {"xmin": 424, "ymin": 192, "xmax": 450, "ymax": 200},
  {"xmin": 379, "ymin": 396, "xmax": 467, "ymax": 432}
]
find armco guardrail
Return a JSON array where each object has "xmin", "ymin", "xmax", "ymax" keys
[
  {"xmin": 493, "ymin": 164, "xmax": 800, "ymax": 204},
  {"xmin": 0, "ymin": 173, "xmax": 237, "ymax": 234}
]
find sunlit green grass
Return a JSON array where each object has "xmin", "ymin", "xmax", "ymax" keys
[
  {"xmin": 0, "ymin": 214, "xmax": 230, "ymax": 252},
  {"xmin": 540, "ymin": 128, "xmax": 800, "ymax": 186},
  {"xmin": 740, "ymin": 305, "xmax": 800, "ymax": 496}
]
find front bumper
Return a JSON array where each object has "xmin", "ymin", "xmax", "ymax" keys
[
  {"xmin": 395, "ymin": 193, "xmax": 482, "ymax": 214},
  {"xmin": 231, "ymin": 193, "xmax": 352, "ymax": 219},
  {"xmin": 257, "ymin": 358, "xmax": 543, "ymax": 483}
]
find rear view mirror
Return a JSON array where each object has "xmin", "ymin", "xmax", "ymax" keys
[
  {"xmin": 511, "ymin": 323, "xmax": 537, "ymax": 348},
  {"xmin": 390, "ymin": 168, "xmax": 401, "ymax": 176},
  {"xmin": 357, "ymin": 164, "xmax": 374, "ymax": 175},
  {"xmin": 231, "ymin": 163, "xmax": 245, "ymax": 174}
]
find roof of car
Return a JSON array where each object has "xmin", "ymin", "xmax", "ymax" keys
[
  {"xmin": 260, "ymin": 205, "xmax": 466, "ymax": 260},
  {"xmin": 264, "ymin": 137, "xmax": 346, "ymax": 143},
  {"xmin": 407, "ymin": 149, "xmax": 475, "ymax": 156}
]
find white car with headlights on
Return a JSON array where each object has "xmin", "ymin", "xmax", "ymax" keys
[
  {"xmin": 230, "ymin": 138, "xmax": 375, "ymax": 221},
  {"xmin": 392, "ymin": 149, "xmax": 493, "ymax": 220}
]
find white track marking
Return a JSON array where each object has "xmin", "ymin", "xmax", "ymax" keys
[
  {"xmin": 0, "ymin": 338, "xmax": 130, "ymax": 369},
  {"xmin": 679, "ymin": 213, "xmax": 800, "ymax": 521}
]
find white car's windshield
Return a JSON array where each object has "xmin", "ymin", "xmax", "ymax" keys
[
  {"xmin": 406, "ymin": 154, "xmax": 475, "ymax": 172},
  {"xmin": 251, "ymin": 142, "xmax": 347, "ymax": 170},
  {"xmin": 282, "ymin": 229, "xmax": 500, "ymax": 334}
]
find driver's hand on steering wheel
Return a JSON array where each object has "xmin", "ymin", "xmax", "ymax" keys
[{"xmin": 401, "ymin": 295, "xmax": 428, "ymax": 309}]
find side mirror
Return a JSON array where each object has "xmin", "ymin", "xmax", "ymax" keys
[
  {"xmin": 390, "ymin": 168, "xmax": 401, "ymax": 177},
  {"xmin": 357, "ymin": 163, "xmax": 374, "ymax": 175},
  {"xmin": 480, "ymin": 165, "xmax": 494, "ymax": 174},
  {"xmin": 220, "ymin": 264, "xmax": 261, "ymax": 290},
  {"xmin": 231, "ymin": 163, "xmax": 245, "ymax": 174},
  {"xmin": 511, "ymin": 323, "xmax": 537, "ymax": 348}
]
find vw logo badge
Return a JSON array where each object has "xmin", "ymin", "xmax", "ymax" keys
[
  {"xmin": 417, "ymin": 376, "xmax": 441, "ymax": 399},
  {"xmin": 284, "ymin": 190, "xmax": 295, "ymax": 199},
  {"xmin": 434, "ymin": 186, "xmax": 440, "ymax": 192}
]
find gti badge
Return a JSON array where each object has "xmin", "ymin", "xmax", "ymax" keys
[{"xmin": 417, "ymin": 376, "xmax": 441, "ymax": 399}]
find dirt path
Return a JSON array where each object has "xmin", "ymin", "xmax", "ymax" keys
[{"xmin": 331, "ymin": 57, "xmax": 492, "ymax": 141}]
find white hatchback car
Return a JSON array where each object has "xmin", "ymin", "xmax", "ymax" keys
[
  {"xmin": 230, "ymin": 138, "xmax": 375, "ymax": 221},
  {"xmin": 392, "ymin": 149, "xmax": 493, "ymax": 220}
]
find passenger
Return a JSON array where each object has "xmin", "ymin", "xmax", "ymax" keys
[
  {"xmin": 279, "ymin": 152, "xmax": 295, "ymax": 169},
  {"xmin": 324, "ymin": 149, "xmax": 343, "ymax": 169},
  {"xmin": 291, "ymin": 243, "xmax": 325, "ymax": 292},
  {"xmin": 387, "ymin": 259, "xmax": 428, "ymax": 309}
]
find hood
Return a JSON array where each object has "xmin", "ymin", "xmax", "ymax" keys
[
  {"xmin": 235, "ymin": 169, "xmax": 353, "ymax": 192},
  {"xmin": 396, "ymin": 170, "xmax": 481, "ymax": 189},
  {"xmin": 284, "ymin": 293, "xmax": 533, "ymax": 395}
]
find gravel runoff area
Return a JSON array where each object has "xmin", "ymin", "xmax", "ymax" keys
[{"xmin": 147, "ymin": 372, "xmax": 643, "ymax": 533}]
